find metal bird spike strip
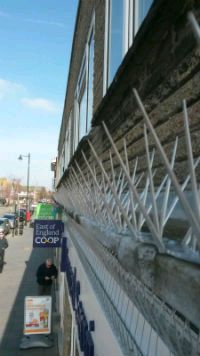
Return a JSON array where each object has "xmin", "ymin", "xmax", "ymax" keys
[
  {"xmin": 188, "ymin": 12, "xmax": 200, "ymax": 46},
  {"xmin": 132, "ymin": 90, "xmax": 200, "ymax": 246},
  {"xmin": 59, "ymin": 91, "xmax": 200, "ymax": 262}
]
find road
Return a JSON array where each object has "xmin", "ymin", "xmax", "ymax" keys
[{"xmin": 0, "ymin": 206, "xmax": 15, "ymax": 217}]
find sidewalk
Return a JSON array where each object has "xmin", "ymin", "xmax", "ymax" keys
[{"xmin": 0, "ymin": 225, "xmax": 59, "ymax": 356}]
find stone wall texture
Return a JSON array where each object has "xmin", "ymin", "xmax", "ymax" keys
[
  {"xmin": 58, "ymin": 0, "xmax": 200, "ymax": 187},
  {"xmin": 58, "ymin": 0, "xmax": 105, "ymax": 153},
  {"xmin": 56, "ymin": 0, "xmax": 200, "ymax": 349}
]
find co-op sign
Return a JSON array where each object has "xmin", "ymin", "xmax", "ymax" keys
[{"xmin": 33, "ymin": 220, "xmax": 64, "ymax": 248}]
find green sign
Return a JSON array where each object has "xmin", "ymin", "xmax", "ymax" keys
[{"xmin": 35, "ymin": 204, "xmax": 57, "ymax": 220}]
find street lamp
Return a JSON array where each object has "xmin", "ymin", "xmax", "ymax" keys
[{"xmin": 18, "ymin": 153, "xmax": 31, "ymax": 224}]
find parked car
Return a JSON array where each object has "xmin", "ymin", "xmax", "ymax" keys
[
  {"xmin": 3, "ymin": 218, "xmax": 11, "ymax": 234},
  {"xmin": 0, "ymin": 218, "xmax": 10, "ymax": 235},
  {"xmin": 3, "ymin": 213, "xmax": 18, "ymax": 229}
]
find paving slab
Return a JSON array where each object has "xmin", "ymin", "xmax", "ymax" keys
[{"xmin": 0, "ymin": 225, "xmax": 59, "ymax": 356}]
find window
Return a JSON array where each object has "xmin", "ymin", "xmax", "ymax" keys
[
  {"xmin": 64, "ymin": 113, "xmax": 72, "ymax": 168},
  {"xmin": 58, "ymin": 145, "xmax": 65, "ymax": 181},
  {"xmin": 137, "ymin": 0, "xmax": 153, "ymax": 26},
  {"xmin": 104, "ymin": 0, "xmax": 153, "ymax": 93},
  {"xmin": 73, "ymin": 15, "xmax": 95, "ymax": 148},
  {"xmin": 79, "ymin": 85, "xmax": 87, "ymax": 141},
  {"xmin": 87, "ymin": 29, "xmax": 94, "ymax": 132},
  {"xmin": 76, "ymin": 55, "xmax": 87, "ymax": 143},
  {"xmin": 108, "ymin": 0, "xmax": 125, "ymax": 86},
  {"xmin": 73, "ymin": 100, "xmax": 79, "ymax": 151}
]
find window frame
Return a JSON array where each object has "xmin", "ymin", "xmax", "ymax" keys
[
  {"xmin": 59, "ymin": 15, "xmax": 95, "ymax": 177},
  {"xmin": 103, "ymin": 0, "xmax": 153, "ymax": 94},
  {"xmin": 86, "ymin": 21, "xmax": 95, "ymax": 134},
  {"xmin": 74, "ymin": 12, "xmax": 95, "ymax": 146},
  {"xmin": 103, "ymin": 0, "xmax": 131, "ymax": 95},
  {"xmin": 64, "ymin": 112, "xmax": 72, "ymax": 168}
]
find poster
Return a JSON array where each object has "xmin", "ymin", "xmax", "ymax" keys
[{"xmin": 24, "ymin": 296, "xmax": 52, "ymax": 335}]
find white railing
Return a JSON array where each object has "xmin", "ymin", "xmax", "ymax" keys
[{"xmin": 188, "ymin": 12, "xmax": 200, "ymax": 45}]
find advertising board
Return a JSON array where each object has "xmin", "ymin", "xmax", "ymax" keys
[{"xmin": 24, "ymin": 296, "xmax": 52, "ymax": 335}]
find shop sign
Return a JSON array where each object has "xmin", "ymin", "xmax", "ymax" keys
[{"xmin": 33, "ymin": 220, "xmax": 63, "ymax": 248}]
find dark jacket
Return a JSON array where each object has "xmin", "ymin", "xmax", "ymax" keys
[
  {"xmin": 36, "ymin": 262, "xmax": 58, "ymax": 286},
  {"xmin": 0, "ymin": 237, "xmax": 8, "ymax": 251},
  {"xmin": 0, "ymin": 237, "xmax": 8, "ymax": 261}
]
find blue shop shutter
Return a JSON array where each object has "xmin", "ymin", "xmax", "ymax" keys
[
  {"xmin": 72, "ymin": 271, "xmax": 76, "ymax": 309},
  {"xmin": 89, "ymin": 320, "xmax": 95, "ymax": 332},
  {"xmin": 76, "ymin": 301, "xmax": 84, "ymax": 339},
  {"xmin": 60, "ymin": 237, "xmax": 67, "ymax": 272},
  {"xmin": 76, "ymin": 281, "xmax": 81, "ymax": 297},
  {"xmin": 85, "ymin": 331, "xmax": 94, "ymax": 356},
  {"xmin": 80, "ymin": 317, "xmax": 88, "ymax": 351}
]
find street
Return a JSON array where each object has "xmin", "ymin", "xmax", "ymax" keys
[
  {"xmin": 0, "ymin": 206, "xmax": 14, "ymax": 216},
  {"xmin": 0, "ymin": 223, "xmax": 59, "ymax": 356}
]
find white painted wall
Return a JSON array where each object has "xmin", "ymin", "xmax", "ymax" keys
[
  {"xmin": 62, "ymin": 223, "xmax": 173, "ymax": 356},
  {"xmin": 67, "ymin": 237, "xmax": 124, "ymax": 356}
]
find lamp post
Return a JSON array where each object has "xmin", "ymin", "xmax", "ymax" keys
[{"xmin": 18, "ymin": 153, "xmax": 31, "ymax": 225}]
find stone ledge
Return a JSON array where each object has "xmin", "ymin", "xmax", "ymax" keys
[{"xmin": 74, "ymin": 214, "xmax": 200, "ymax": 329}]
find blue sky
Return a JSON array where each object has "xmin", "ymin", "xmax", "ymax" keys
[{"xmin": 0, "ymin": 0, "xmax": 78, "ymax": 189}]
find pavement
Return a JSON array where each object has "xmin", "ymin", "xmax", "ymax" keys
[{"xmin": 0, "ymin": 225, "xmax": 59, "ymax": 356}]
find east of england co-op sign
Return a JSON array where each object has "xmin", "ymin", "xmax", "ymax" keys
[{"xmin": 33, "ymin": 220, "xmax": 64, "ymax": 248}]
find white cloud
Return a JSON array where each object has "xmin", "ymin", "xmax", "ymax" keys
[
  {"xmin": 21, "ymin": 97, "xmax": 59, "ymax": 114},
  {"xmin": 0, "ymin": 78, "xmax": 25, "ymax": 99},
  {"xmin": 25, "ymin": 19, "xmax": 65, "ymax": 28},
  {"xmin": 0, "ymin": 11, "xmax": 64, "ymax": 28}
]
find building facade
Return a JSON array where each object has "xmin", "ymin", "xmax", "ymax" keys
[{"xmin": 54, "ymin": 1, "xmax": 200, "ymax": 355}]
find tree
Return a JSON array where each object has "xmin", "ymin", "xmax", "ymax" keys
[
  {"xmin": 36, "ymin": 187, "xmax": 52, "ymax": 201},
  {"xmin": 0, "ymin": 177, "xmax": 22, "ymax": 202}
]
